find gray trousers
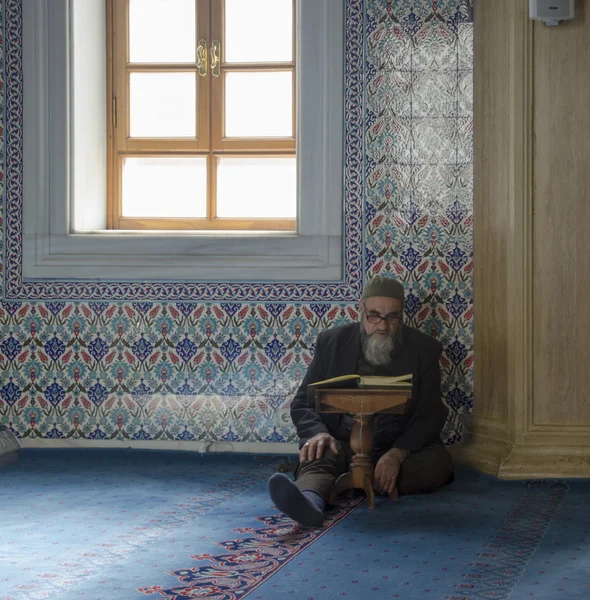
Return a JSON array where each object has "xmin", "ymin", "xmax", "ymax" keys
[{"xmin": 295, "ymin": 441, "xmax": 454, "ymax": 501}]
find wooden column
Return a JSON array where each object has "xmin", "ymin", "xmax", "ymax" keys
[{"xmin": 452, "ymin": 0, "xmax": 590, "ymax": 478}]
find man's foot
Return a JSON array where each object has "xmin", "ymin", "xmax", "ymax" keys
[{"xmin": 268, "ymin": 473, "xmax": 325, "ymax": 528}]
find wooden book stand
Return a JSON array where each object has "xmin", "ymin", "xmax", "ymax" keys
[{"xmin": 315, "ymin": 387, "xmax": 410, "ymax": 509}]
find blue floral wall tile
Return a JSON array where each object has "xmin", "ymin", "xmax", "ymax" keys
[{"xmin": 0, "ymin": 0, "xmax": 473, "ymax": 446}]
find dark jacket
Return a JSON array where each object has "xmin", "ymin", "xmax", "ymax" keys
[{"xmin": 290, "ymin": 322, "xmax": 447, "ymax": 454}]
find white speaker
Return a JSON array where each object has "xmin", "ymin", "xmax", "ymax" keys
[{"xmin": 530, "ymin": 0, "xmax": 575, "ymax": 26}]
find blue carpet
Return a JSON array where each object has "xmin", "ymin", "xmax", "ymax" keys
[{"xmin": 0, "ymin": 450, "xmax": 588, "ymax": 600}]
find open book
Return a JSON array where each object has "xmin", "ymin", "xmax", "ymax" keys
[{"xmin": 307, "ymin": 373, "xmax": 412, "ymax": 404}]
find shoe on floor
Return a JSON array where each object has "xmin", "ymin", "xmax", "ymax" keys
[{"xmin": 268, "ymin": 473, "xmax": 325, "ymax": 528}]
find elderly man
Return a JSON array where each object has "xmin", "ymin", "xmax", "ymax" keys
[{"xmin": 268, "ymin": 276, "xmax": 454, "ymax": 527}]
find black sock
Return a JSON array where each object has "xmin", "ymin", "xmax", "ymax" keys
[{"xmin": 302, "ymin": 489, "xmax": 326, "ymax": 512}]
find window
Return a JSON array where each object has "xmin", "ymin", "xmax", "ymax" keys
[
  {"xmin": 108, "ymin": 0, "xmax": 297, "ymax": 231},
  {"xmin": 21, "ymin": 0, "xmax": 344, "ymax": 284}
]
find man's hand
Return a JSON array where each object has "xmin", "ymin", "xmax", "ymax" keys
[
  {"xmin": 300, "ymin": 432, "xmax": 339, "ymax": 462},
  {"xmin": 373, "ymin": 448, "xmax": 407, "ymax": 496}
]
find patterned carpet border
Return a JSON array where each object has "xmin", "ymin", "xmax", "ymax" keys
[
  {"xmin": 4, "ymin": 456, "xmax": 279, "ymax": 600},
  {"xmin": 446, "ymin": 480, "xmax": 570, "ymax": 600},
  {"xmin": 138, "ymin": 498, "xmax": 365, "ymax": 600}
]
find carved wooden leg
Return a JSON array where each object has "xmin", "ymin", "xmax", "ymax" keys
[
  {"xmin": 329, "ymin": 413, "xmax": 378, "ymax": 507},
  {"xmin": 363, "ymin": 472, "xmax": 376, "ymax": 509},
  {"xmin": 349, "ymin": 413, "xmax": 373, "ymax": 458}
]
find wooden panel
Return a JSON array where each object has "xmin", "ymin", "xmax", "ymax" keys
[
  {"xmin": 532, "ymin": 1, "xmax": 590, "ymax": 426},
  {"xmin": 315, "ymin": 388, "xmax": 411, "ymax": 415},
  {"xmin": 459, "ymin": 1, "xmax": 590, "ymax": 478},
  {"xmin": 473, "ymin": 0, "xmax": 511, "ymax": 423}
]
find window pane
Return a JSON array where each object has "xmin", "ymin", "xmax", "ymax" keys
[
  {"xmin": 129, "ymin": 0, "xmax": 196, "ymax": 63},
  {"xmin": 216, "ymin": 157, "xmax": 296, "ymax": 218},
  {"xmin": 225, "ymin": 0, "xmax": 293, "ymax": 63},
  {"xmin": 122, "ymin": 157, "xmax": 207, "ymax": 218},
  {"xmin": 225, "ymin": 72, "xmax": 292, "ymax": 137},
  {"xmin": 129, "ymin": 73, "xmax": 196, "ymax": 138}
]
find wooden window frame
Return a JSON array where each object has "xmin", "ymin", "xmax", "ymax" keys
[{"xmin": 107, "ymin": 0, "xmax": 297, "ymax": 231}]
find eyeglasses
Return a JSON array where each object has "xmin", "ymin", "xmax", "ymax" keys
[{"xmin": 364, "ymin": 312, "xmax": 401, "ymax": 325}]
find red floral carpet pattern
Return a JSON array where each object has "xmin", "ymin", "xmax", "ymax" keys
[{"xmin": 138, "ymin": 500, "xmax": 364, "ymax": 600}]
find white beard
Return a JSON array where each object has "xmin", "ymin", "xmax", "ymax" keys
[{"xmin": 362, "ymin": 331, "xmax": 395, "ymax": 366}]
